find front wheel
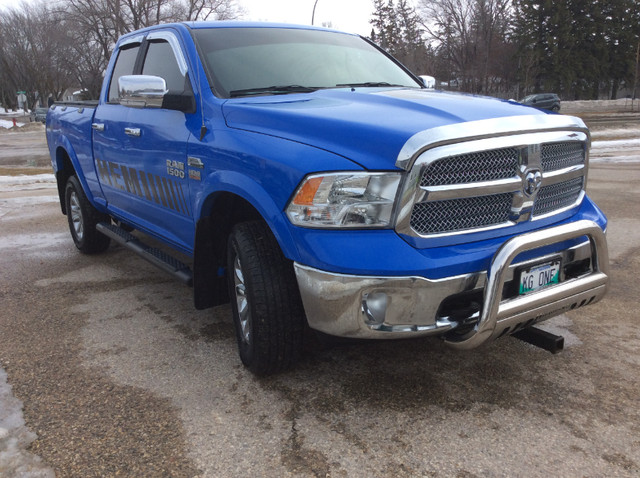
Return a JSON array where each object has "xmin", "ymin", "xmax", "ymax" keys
[
  {"xmin": 227, "ymin": 221, "xmax": 305, "ymax": 375},
  {"xmin": 65, "ymin": 175, "xmax": 110, "ymax": 254}
]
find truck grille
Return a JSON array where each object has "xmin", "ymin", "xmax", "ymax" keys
[
  {"xmin": 420, "ymin": 148, "xmax": 519, "ymax": 186},
  {"xmin": 541, "ymin": 142, "xmax": 585, "ymax": 172},
  {"xmin": 405, "ymin": 140, "xmax": 586, "ymax": 237},
  {"xmin": 410, "ymin": 194, "xmax": 512, "ymax": 235},
  {"xmin": 533, "ymin": 176, "xmax": 584, "ymax": 216}
]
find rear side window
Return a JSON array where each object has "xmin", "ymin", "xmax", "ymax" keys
[
  {"xmin": 142, "ymin": 40, "xmax": 186, "ymax": 93},
  {"xmin": 108, "ymin": 44, "xmax": 140, "ymax": 103}
]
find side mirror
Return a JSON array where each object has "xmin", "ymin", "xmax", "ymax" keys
[
  {"xmin": 118, "ymin": 75, "xmax": 195, "ymax": 113},
  {"xmin": 119, "ymin": 75, "xmax": 167, "ymax": 108}
]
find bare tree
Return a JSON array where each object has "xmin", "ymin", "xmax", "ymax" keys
[
  {"xmin": 473, "ymin": 0, "xmax": 511, "ymax": 94},
  {"xmin": 55, "ymin": 0, "xmax": 243, "ymax": 100},
  {"xmin": 0, "ymin": 2, "xmax": 73, "ymax": 108},
  {"xmin": 178, "ymin": 0, "xmax": 245, "ymax": 21},
  {"xmin": 418, "ymin": 0, "xmax": 512, "ymax": 95},
  {"xmin": 419, "ymin": 0, "xmax": 476, "ymax": 90}
]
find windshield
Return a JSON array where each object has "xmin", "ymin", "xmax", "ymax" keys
[{"xmin": 192, "ymin": 27, "xmax": 421, "ymax": 98}]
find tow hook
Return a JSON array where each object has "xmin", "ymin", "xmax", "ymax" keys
[{"xmin": 512, "ymin": 327, "xmax": 564, "ymax": 354}]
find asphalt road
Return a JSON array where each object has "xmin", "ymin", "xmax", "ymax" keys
[{"xmin": 0, "ymin": 122, "xmax": 639, "ymax": 477}]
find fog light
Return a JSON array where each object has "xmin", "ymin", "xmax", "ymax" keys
[{"xmin": 362, "ymin": 292, "xmax": 388, "ymax": 326}]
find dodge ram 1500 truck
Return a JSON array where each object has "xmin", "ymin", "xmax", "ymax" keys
[{"xmin": 46, "ymin": 22, "xmax": 609, "ymax": 374}]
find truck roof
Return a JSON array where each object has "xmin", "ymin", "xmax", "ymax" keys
[
  {"xmin": 117, "ymin": 21, "xmax": 356, "ymax": 42},
  {"xmin": 184, "ymin": 21, "xmax": 353, "ymax": 33}
]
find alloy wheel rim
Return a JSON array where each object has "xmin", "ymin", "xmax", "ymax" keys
[
  {"xmin": 70, "ymin": 192, "xmax": 84, "ymax": 240},
  {"xmin": 233, "ymin": 254, "xmax": 251, "ymax": 344}
]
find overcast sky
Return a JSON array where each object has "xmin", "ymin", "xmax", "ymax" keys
[
  {"xmin": 0, "ymin": 0, "xmax": 377, "ymax": 36},
  {"xmin": 240, "ymin": 0, "xmax": 374, "ymax": 35}
]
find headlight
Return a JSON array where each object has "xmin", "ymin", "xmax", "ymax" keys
[{"xmin": 286, "ymin": 172, "xmax": 401, "ymax": 228}]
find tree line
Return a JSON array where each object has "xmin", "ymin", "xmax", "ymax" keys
[
  {"xmin": 0, "ymin": 0, "xmax": 242, "ymax": 110},
  {"xmin": 1, "ymin": 0, "xmax": 639, "ymax": 110},
  {"xmin": 370, "ymin": 0, "xmax": 640, "ymax": 100}
]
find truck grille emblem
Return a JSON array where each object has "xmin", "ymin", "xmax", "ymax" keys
[{"xmin": 524, "ymin": 169, "xmax": 543, "ymax": 197}]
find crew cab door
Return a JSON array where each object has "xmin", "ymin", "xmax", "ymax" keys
[{"xmin": 93, "ymin": 30, "xmax": 196, "ymax": 253}]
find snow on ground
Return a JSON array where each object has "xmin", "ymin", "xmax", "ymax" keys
[
  {"xmin": 0, "ymin": 108, "xmax": 27, "ymax": 128},
  {"xmin": 0, "ymin": 173, "xmax": 59, "ymax": 476},
  {"xmin": 591, "ymin": 128, "xmax": 640, "ymax": 140},
  {"xmin": 591, "ymin": 138, "xmax": 640, "ymax": 163},
  {"xmin": 0, "ymin": 174, "xmax": 58, "ymax": 219},
  {"xmin": 0, "ymin": 108, "xmax": 26, "ymax": 116},
  {"xmin": 0, "ymin": 119, "xmax": 25, "ymax": 129},
  {"xmin": 562, "ymin": 98, "xmax": 640, "ymax": 113},
  {"xmin": 589, "ymin": 126, "xmax": 640, "ymax": 164},
  {"xmin": 0, "ymin": 174, "xmax": 56, "ymax": 189},
  {"xmin": 0, "ymin": 369, "xmax": 56, "ymax": 477}
]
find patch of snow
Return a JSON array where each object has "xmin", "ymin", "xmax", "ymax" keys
[
  {"xmin": 0, "ymin": 119, "xmax": 25, "ymax": 129},
  {"xmin": 590, "ymin": 138, "xmax": 640, "ymax": 163},
  {"xmin": 0, "ymin": 108, "xmax": 26, "ymax": 116},
  {"xmin": 0, "ymin": 174, "xmax": 56, "ymax": 191},
  {"xmin": 0, "ymin": 175, "xmax": 59, "ymax": 219},
  {"xmin": 590, "ymin": 128, "xmax": 640, "ymax": 140},
  {"xmin": 0, "ymin": 231, "xmax": 68, "ymax": 252},
  {"xmin": 0, "ymin": 196, "xmax": 60, "ymax": 221},
  {"xmin": 0, "ymin": 367, "xmax": 56, "ymax": 477},
  {"xmin": 562, "ymin": 98, "xmax": 639, "ymax": 113},
  {"xmin": 591, "ymin": 138, "xmax": 640, "ymax": 149}
]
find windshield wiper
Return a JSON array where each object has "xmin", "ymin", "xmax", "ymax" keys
[
  {"xmin": 335, "ymin": 82, "xmax": 405, "ymax": 88},
  {"xmin": 229, "ymin": 85, "xmax": 320, "ymax": 98}
]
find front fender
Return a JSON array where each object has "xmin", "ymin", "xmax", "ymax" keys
[{"xmin": 195, "ymin": 169, "xmax": 302, "ymax": 261}]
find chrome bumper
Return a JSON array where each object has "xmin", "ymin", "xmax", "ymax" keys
[{"xmin": 294, "ymin": 220, "xmax": 609, "ymax": 348}]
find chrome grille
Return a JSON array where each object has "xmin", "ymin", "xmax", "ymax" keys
[
  {"xmin": 533, "ymin": 177, "xmax": 584, "ymax": 216},
  {"xmin": 405, "ymin": 139, "xmax": 587, "ymax": 237},
  {"xmin": 410, "ymin": 194, "xmax": 512, "ymax": 235},
  {"xmin": 420, "ymin": 148, "xmax": 519, "ymax": 186},
  {"xmin": 541, "ymin": 142, "xmax": 585, "ymax": 172}
]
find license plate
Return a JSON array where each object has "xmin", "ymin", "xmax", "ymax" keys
[{"xmin": 519, "ymin": 260, "xmax": 561, "ymax": 295}]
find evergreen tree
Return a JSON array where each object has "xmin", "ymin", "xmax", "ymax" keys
[
  {"xmin": 370, "ymin": 0, "xmax": 430, "ymax": 74},
  {"xmin": 513, "ymin": 0, "xmax": 640, "ymax": 100}
]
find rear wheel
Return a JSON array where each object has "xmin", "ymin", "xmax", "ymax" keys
[
  {"xmin": 227, "ymin": 221, "xmax": 305, "ymax": 375},
  {"xmin": 65, "ymin": 175, "xmax": 110, "ymax": 254}
]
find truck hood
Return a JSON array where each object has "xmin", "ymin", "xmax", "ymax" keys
[{"xmin": 222, "ymin": 88, "xmax": 545, "ymax": 170}]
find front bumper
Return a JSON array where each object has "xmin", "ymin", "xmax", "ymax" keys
[{"xmin": 294, "ymin": 220, "xmax": 609, "ymax": 348}]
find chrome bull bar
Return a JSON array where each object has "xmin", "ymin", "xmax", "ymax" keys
[{"xmin": 444, "ymin": 219, "xmax": 609, "ymax": 350}]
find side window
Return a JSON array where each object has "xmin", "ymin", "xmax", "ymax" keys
[
  {"xmin": 142, "ymin": 40, "xmax": 186, "ymax": 93},
  {"xmin": 108, "ymin": 44, "xmax": 140, "ymax": 103}
]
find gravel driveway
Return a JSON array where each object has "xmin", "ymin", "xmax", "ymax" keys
[{"xmin": 1, "ymin": 109, "xmax": 639, "ymax": 477}]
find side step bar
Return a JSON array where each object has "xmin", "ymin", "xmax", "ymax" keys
[{"xmin": 96, "ymin": 222, "xmax": 193, "ymax": 285}]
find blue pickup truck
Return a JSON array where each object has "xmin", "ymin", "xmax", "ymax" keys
[{"xmin": 46, "ymin": 22, "xmax": 609, "ymax": 374}]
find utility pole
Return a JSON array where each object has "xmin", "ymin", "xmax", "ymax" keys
[
  {"xmin": 634, "ymin": 40, "xmax": 639, "ymax": 111},
  {"xmin": 312, "ymin": 0, "xmax": 320, "ymax": 25}
]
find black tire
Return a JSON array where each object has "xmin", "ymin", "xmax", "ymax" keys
[
  {"xmin": 227, "ymin": 221, "xmax": 305, "ymax": 375},
  {"xmin": 551, "ymin": 105, "xmax": 560, "ymax": 112},
  {"xmin": 65, "ymin": 175, "xmax": 111, "ymax": 254}
]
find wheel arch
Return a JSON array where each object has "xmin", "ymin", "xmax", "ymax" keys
[
  {"xmin": 52, "ymin": 139, "xmax": 96, "ymax": 215},
  {"xmin": 54, "ymin": 146, "xmax": 76, "ymax": 215},
  {"xmin": 192, "ymin": 188, "xmax": 299, "ymax": 310}
]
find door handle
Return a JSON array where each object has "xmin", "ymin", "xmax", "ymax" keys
[
  {"xmin": 91, "ymin": 123, "xmax": 105, "ymax": 131},
  {"xmin": 124, "ymin": 127, "xmax": 141, "ymax": 137}
]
